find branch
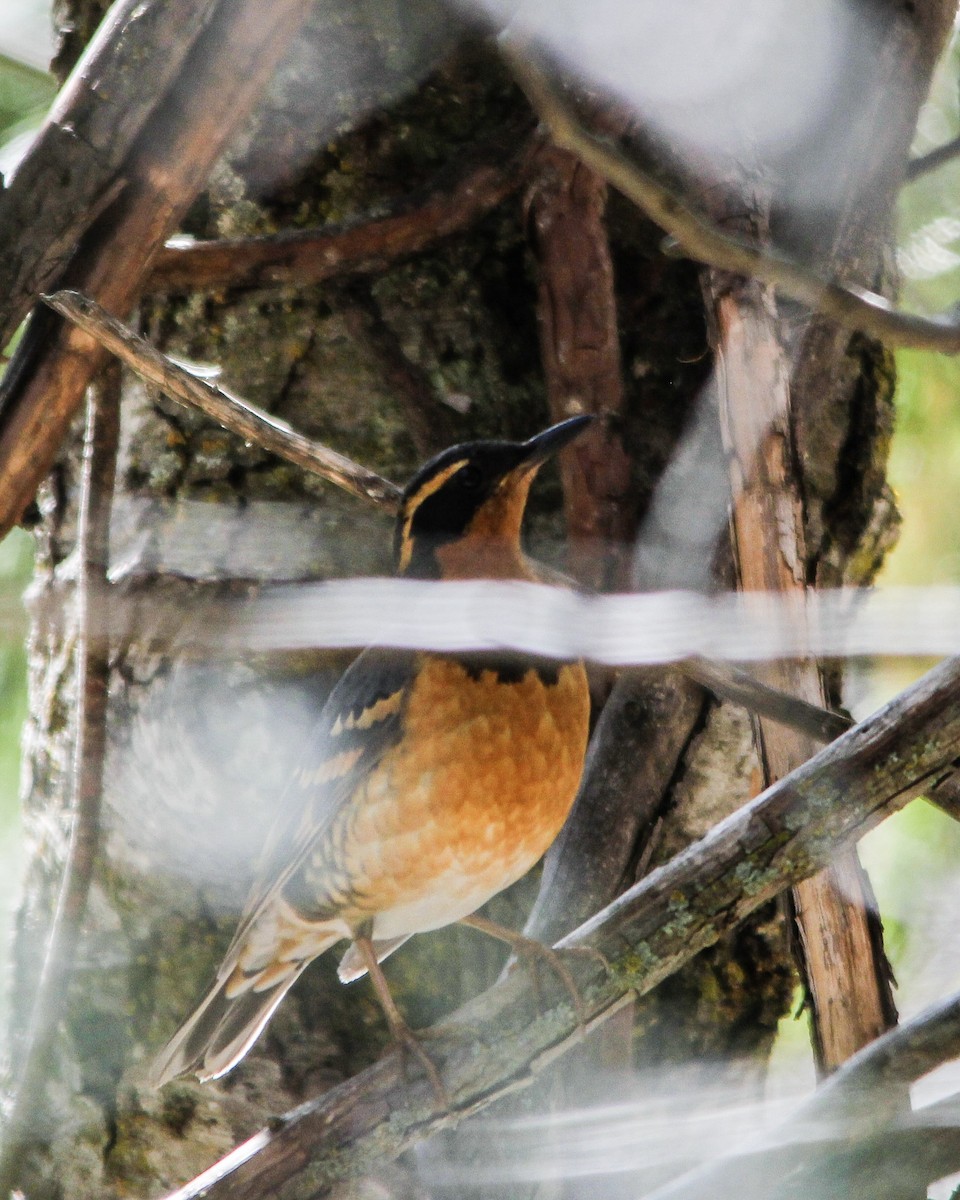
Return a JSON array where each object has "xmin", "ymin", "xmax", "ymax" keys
[
  {"xmin": 704, "ymin": 217, "xmax": 896, "ymax": 1068},
  {"xmin": 0, "ymin": 0, "xmax": 315, "ymax": 543},
  {"xmin": 503, "ymin": 50, "xmax": 960, "ymax": 355},
  {"xmin": 146, "ymin": 138, "xmax": 536, "ymax": 294},
  {"xmin": 805, "ymin": 990, "xmax": 960, "ymax": 1130},
  {"xmin": 159, "ymin": 656, "xmax": 960, "ymax": 1200},
  {"xmin": 906, "ymin": 133, "xmax": 960, "ymax": 181},
  {"xmin": 42, "ymin": 291, "xmax": 401, "ymax": 510},
  {"xmin": 684, "ymin": 658, "xmax": 852, "ymax": 743},
  {"xmin": 927, "ymin": 768, "xmax": 960, "ymax": 823},
  {"xmin": 0, "ymin": 366, "xmax": 120, "ymax": 1192},
  {"xmin": 526, "ymin": 668, "xmax": 706, "ymax": 943},
  {"xmin": 0, "ymin": 0, "xmax": 221, "ymax": 349},
  {"xmin": 526, "ymin": 143, "xmax": 633, "ymax": 588}
]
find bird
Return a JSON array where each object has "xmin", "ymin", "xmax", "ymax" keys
[{"xmin": 150, "ymin": 414, "xmax": 594, "ymax": 1090}]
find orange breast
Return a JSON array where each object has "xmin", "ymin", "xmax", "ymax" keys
[{"xmin": 338, "ymin": 656, "xmax": 590, "ymax": 933}]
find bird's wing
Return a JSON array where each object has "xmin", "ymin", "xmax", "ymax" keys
[
  {"xmin": 150, "ymin": 649, "xmax": 418, "ymax": 1086},
  {"xmin": 220, "ymin": 647, "xmax": 417, "ymax": 966}
]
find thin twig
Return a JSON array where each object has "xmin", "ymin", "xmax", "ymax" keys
[
  {"xmin": 504, "ymin": 50, "xmax": 960, "ymax": 355},
  {"xmin": 684, "ymin": 658, "xmax": 852, "ymax": 743},
  {"xmin": 0, "ymin": 366, "xmax": 120, "ymax": 1193},
  {"xmin": 906, "ymin": 133, "xmax": 960, "ymax": 181},
  {"xmin": 42, "ymin": 291, "xmax": 401, "ymax": 510},
  {"xmin": 147, "ymin": 138, "xmax": 537, "ymax": 295},
  {"xmin": 158, "ymin": 655, "xmax": 960, "ymax": 1200}
]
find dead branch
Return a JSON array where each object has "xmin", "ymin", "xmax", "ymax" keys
[
  {"xmin": 147, "ymin": 137, "xmax": 537, "ymax": 295},
  {"xmin": 504, "ymin": 51, "xmax": 960, "ymax": 355},
  {"xmin": 0, "ymin": 0, "xmax": 220, "ymax": 349},
  {"xmin": 0, "ymin": 0, "xmax": 314, "ymax": 544},
  {"xmin": 521, "ymin": 144, "xmax": 658, "ymax": 1015},
  {"xmin": 159, "ymin": 655, "xmax": 960, "ymax": 1200},
  {"xmin": 0, "ymin": 366, "xmax": 120, "ymax": 1194},
  {"xmin": 42, "ymin": 291, "xmax": 401, "ymax": 510},
  {"xmin": 705, "ymin": 232, "xmax": 896, "ymax": 1069},
  {"xmin": 526, "ymin": 143, "xmax": 633, "ymax": 588}
]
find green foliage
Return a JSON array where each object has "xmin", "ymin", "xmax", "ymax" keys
[
  {"xmin": 898, "ymin": 27, "xmax": 960, "ymax": 315},
  {"xmin": 0, "ymin": 529, "xmax": 33, "ymax": 1024},
  {"xmin": 885, "ymin": 351, "xmax": 960, "ymax": 583},
  {"xmin": 0, "ymin": 531, "xmax": 31, "ymax": 831},
  {"xmin": 858, "ymin": 26, "xmax": 960, "ymax": 1018},
  {"xmin": 0, "ymin": 38, "xmax": 55, "ymax": 368},
  {"xmin": 0, "ymin": 51, "xmax": 53, "ymax": 147},
  {"xmin": 890, "ymin": 27, "xmax": 960, "ymax": 578}
]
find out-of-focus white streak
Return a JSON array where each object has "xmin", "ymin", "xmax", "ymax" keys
[
  {"xmin": 419, "ymin": 1087, "xmax": 806, "ymax": 1185},
  {"xmin": 0, "ymin": 0, "xmax": 56, "ymax": 71},
  {"xmin": 416, "ymin": 1066, "xmax": 960, "ymax": 1188},
  {"xmin": 898, "ymin": 215, "xmax": 960, "ymax": 281},
  {"xmin": 465, "ymin": 0, "xmax": 882, "ymax": 218},
  {"xmin": 214, "ymin": 579, "xmax": 960, "ymax": 663}
]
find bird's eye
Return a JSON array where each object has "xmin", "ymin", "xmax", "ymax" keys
[{"xmin": 459, "ymin": 464, "xmax": 483, "ymax": 490}]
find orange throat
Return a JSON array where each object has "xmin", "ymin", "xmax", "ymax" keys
[{"xmin": 433, "ymin": 470, "xmax": 537, "ymax": 580}]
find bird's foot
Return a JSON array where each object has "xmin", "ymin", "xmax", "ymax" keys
[
  {"xmin": 352, "ymin": 931, "xmax": 452, "ymax": 1109},
  {"xmin": 459, "ymin": 914, "xmax": 606, "ymax": 1031},
  {"xmin": 388, "ymin": 1018, "xmax": 452, "ymax": 1109}
]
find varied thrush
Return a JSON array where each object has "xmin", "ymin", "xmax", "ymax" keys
[{"xmin": 151, "ymin": 414, "xmax": 593, "ymax": 1088}]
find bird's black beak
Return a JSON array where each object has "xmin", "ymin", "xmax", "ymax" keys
[{"xmin": 518, "ymin": 414, "xmax": 595, "ymax": 469}]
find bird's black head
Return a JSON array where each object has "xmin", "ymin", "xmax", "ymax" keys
[{"xmin": 394, "ymin": 415, "xmax": 593, "ymax": 578}]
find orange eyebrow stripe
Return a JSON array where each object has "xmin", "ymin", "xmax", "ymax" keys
[{"xmin": 397, "ymin": 459, "xmax": 467, "ymax": 571}]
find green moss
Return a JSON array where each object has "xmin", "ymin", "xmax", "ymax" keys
[
  {"xmin": 103, "ymin": 1116, "xmax": 154, "ymax": 1190},
  {"xmin": 159, "ymin": 1085, "xmax": 199, "ymax": 1136},
  {"xmin": 733, "ymin": 860, "xmax": 775, "ymax": 897}
]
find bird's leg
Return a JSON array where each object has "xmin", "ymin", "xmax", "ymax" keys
[
  {"xmin": 459, "ymin": 914, "xmax": 609, "ymax": 1030},
  {"xmin": 351, "ymin": 932, "xmax": 451, "ymax": 1108}
]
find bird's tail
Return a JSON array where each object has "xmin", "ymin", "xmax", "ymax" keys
[
  {"xmin": 149, "ymin": 969, "xmax": 300, "ymax": 1087},
  {"xmin": 149, "ymin": 931, "xmax": 340, "ymax": 1087}
]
